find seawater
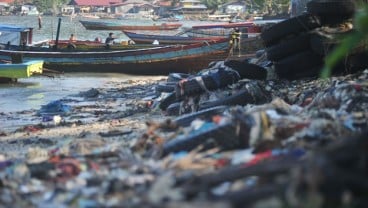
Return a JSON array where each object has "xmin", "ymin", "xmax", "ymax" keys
[
  {"xmin": 0, "ymin": 16, "xmax": 206, "ymax": 116},
  {"xmin": 0, "ymin": 15, "xmax": 203, "ymax": 42},
  {"xmin": 0, "ymin": 73, "xmax": 141, "ymax": 113},
  {"xmin": 0, "ymin": 15, "xmax": 159, "ymax": 42}
]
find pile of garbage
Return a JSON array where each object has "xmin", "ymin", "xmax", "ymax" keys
[{"xmin": 1, "ymin": 63, "xmax": 367, "ymax": 207}]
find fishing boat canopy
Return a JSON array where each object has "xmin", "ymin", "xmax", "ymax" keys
[{"xmin": 0, "ymin": 24, "xmax": 33, "ymax": 46}]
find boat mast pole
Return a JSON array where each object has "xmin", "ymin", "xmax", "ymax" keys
[
  {"xmin": 51, "ymin": 18, "xmax": 54, "ymax": 40},
  {"xmin": 53, "ymin": 18, "xmax": 61, "ymax": 50}
]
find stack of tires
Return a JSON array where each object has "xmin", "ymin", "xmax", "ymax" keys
[{"xmin": 261, "ymin": 0, "xmax": 360, "ymax": 80}]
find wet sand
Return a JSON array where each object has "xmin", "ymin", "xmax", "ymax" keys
[
  {"xmin": 0, "ymin": 74, "xmax": 165, "ymax": 131},
  {"xmin": 0, "ymin": 75, "xmax": 167, "ymax": 158}
]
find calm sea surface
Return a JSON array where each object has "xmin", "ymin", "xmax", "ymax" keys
[
  {"xmin": 0, "ymin": 16, "xmax": 203, "ymax": 116},
  {"xmin": 0, "ymin": 15, "xmax": 204, "ymax": 42}
]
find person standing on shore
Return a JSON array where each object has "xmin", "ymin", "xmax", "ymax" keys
[{"xmin": 38, "ymin": 15, "xmax": 42, "ymax": 29}]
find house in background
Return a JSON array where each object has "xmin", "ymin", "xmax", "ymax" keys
[
  {"xmin": 170, "ymin": 0, "xmax": 207, "ymax": 19},
  {"xmin": 61, "ymin": 5, "xmax": 75, "ymax": 16},
  {"xmin": 111, "ymin": 0, "xmax": 158, "ymax": 20},
  {"xmin": 219, "ymin": 1, "xmax": 246, "ymax": 15},
  {"xmin": 20, "ymin": 4, "xmax": 40, "ymax": 15},
  {"xmin": 0, "ymin": 0, "xmax": 13, "ymax": 15},
  {"xmin": 179, "ymin": 0, "xmax": 207, "ymax": 14},
  {"xmin": 68, "ymin": 0, "xmax": 121, "ymax": 13},
  {"xmin": 153, "ymin": 0, "xmax": 177, "ymax": 17}
]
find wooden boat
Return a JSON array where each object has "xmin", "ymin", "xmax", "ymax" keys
[
  {"xmin": 78, "ymin": 13, "xmax": 100, "ymax": 19},
  {"xmin": 0, "ymin": 60, "xmax": 43, "ymax": 81},
  {"xmin": 183, "ymin": 22, "xmax": 262, "ymax": 38},
  {"xmin": 205, "ymin": 14, "xmax": 232, "ymax": 22},
  {"xmin": 0, "ymin": 39, "xmax": 230, "ymax": 75},
  {"xmin": 79, "ymin": 20, "xmax": 182, "ymax": 31},
  {"xmin": 191, "ymin": 22, "xmax": 259, "ymax": 29},
  {"xmin": 123, "ymin": 30, "xmax": 225, "ymax": 45},
  {"xmin": 46, "ymin": 39, "xmax": 166, "ymax": 51}
]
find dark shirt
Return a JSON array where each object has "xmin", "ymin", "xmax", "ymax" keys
[{"xmin": 105, "ymin": 37, "xmax": 114, "ymax": 45}]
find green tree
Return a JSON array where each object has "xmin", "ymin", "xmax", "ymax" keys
[
  {"xmin": 201, "ymin": 0, "xmax": 228, "ymax": 13},
  {"xmin": 33, "ymin": 0, "xmax": 69, "ymax": 13},
  {"xmin": 253, "ymin": 0, "xmax": 290, "ymax": 15}
]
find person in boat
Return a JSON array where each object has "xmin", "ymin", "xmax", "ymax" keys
[
  {"xmin": 69, "ymin": 34, "xmax": 76, "ymax": 42},
  {"xmin": 21, "ymin": 38, "xmax": 27, "ymax": 50},
  {"xmin": 68, "ymin": 34, "xmax": 77, "ymax": 49},
  {"xmin": 94, "ymin": 37, "xmax": 102, "ymax": 43},
  {"xmin": 105, "ymin": 32, "xmax": 115, "ymax": 49},
  {"xmin": 6, "ymin": 41, "xmax": 11, "ymax": 50}
]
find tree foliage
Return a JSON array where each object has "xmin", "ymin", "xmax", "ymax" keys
[
  {"xmin": 199, "ymin": 0, "xmax": 290, "ymax": 15},
  {"xmin": 24, "ymin": 0, "xmax": 70, "ymax": 13},
  {"xmin": 201, "ymin": 0, "xmax": 228, "ymax": 12}
]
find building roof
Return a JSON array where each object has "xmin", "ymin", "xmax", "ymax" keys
[
  {"xmin": 69, "ymin": 0, "xmax": 121, "ymax": 6},
  {"xmin": 112, "ymin": 0, "xmax": 155, "ymax": 7},
  {"xmin": 0, "ymin": 0, "xmax": 14, "ymax": 4},
  {"xmin": 155, "ymin": 1, "xmax": 172, "ymax": 7}
]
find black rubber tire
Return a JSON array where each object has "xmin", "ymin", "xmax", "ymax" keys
[
  {"xmin": 319, "ymin": 15, "xmax": 354, "ymax": 26},
  {"xmin": 174, "ymin": 106, "xmax": 228, "ymax": 127},
  {"xmin": 159, "ymin": 92, "xmax": 178, "ymax": 111},
  {"xmin": 274, "ymin": 50, "xmax": 324, "ymax": 79},
  {"xmin": 166, "ymin": 102, "xmax": 180, "ymax": 116},
  {"xmin": 165, "ymin": 102, "xmax": 182, "ymax": 116},
  {"xmin": 198, "ymin": 87, "xmax": 269, "ymax": 110},
  {"xmin": 307, "ymin": 0, "xmax": 356, "ymax": 25},
  {"xmin": 224, "ymin": 60, "xmax": 268, "ymax": 80},
  {"xmin": 175, "ymin": 76, "xmax": 216, "ymax": 99},
  {"xmin": 167, "ymin": 73, "xmax": 191, "ymax": 82},
  {"xmin": 155, "ymin": 82, "xmax": 176, "ymax": 93},
  {"xmin": 255, "ymin": 49, "xmax": 265, "ymax": 58},
  {"xmin": 260, "ymin": 13, "xmax": 322, "ymax": 47},
  {"xmin": 265, "ymin": 32, "xmax": 312, "ymax": 61},
  {"xmin": 175, "ymin": 69, "xmax": 240, "ymax": 98},
  {"xmin": 162, "ymin": 122, "xmax": 248, "ymax": 157},
  {"xmin": 307, "ymin": 0, "xmax": 356, "ymax": 16},
  {"xmin": 309, "ymin": 31, "xmax": 339, "ymax": 56},
  {"xmin": 166, "ymin": 101, "xmax": 194, "ymax": 116}
]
